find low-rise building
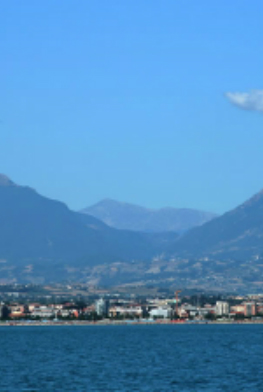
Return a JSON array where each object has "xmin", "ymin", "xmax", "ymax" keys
[
  {"xmin": 149, "ymin": 306, "xmax": 172, "ymax": 319},
  {"xmin": 32, "ymin": 308, "xmax": 55, "ymax": 318},
  {"xmin": 57, "ymin": 309, "xmax": 71, "ymax": 318},
  {"xmin": 109, "ymin": 305, "xmax": 142, "ymax": 318},
  {"xmin": 230, "ymin": 304, "xmax": 245, "ymax": 316}
]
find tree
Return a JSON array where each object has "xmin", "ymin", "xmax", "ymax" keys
[
  {"xmin": 24, "ymin": 304, "xmax": 30, "ymax": 315},
  {"xmin": 235, "ymin": 313, "xmax": 245, "ymax": 320},
  {"xmin": 1, "ymin": 305, "xmax": 10, "ymax": 320},
  {"xmin": 75, "ymin": 300, "xmax": 87, "ymax": 312},
  {"xmin": 205, "ymin": 312, "xmax": 216, "ymax": 321}
]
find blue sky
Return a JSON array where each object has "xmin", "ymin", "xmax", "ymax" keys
[{"xmin": 1, "ymin": 1, "xmax": 263, "ymax": 214}]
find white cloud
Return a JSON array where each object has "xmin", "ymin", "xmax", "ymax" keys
[{"xmin": 225, "ymin": 90, "xmax": 263, "ymax": 113}]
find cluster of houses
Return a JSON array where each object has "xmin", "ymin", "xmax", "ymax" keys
[
  {"xmin": 96, "ymin": 298, "xmax": 263, "ymax": 319},
  {"xmin": 1, "ymin": 296, "xmax": 263, "ymax": 320},
  {"xmin": 0, "ymin": 302, "xmax": 79, "ymax": 319},
  {"xmin": 178, "ymin": 301, "xmax": 260, "ymax": 318}
]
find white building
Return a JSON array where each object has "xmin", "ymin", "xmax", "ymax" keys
[
  {"xmin": 215, "ymin": 301, "xmax": 229, "ymax": 316},
  {"xmin": 109, "ymin": 305, "xmax": 142, "ymax": 318},
  {"xmin": 32, "ymin": 308, "xmax": 55, "ymax": 318},
  {"xmin": 149, "ymin": 307, "xmax": 172, "ymax": 319},
  {"xmin": 95, "ymin": 299, "xmax": 109, "ymax": 317}
]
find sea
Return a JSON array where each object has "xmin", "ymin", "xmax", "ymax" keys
[{"xmin": 1, "ymin": 324, "xmax": 263, "ymax": 391}]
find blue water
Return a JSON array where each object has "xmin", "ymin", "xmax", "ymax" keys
[{"xmin": 0, "ymin": 324, "xmax": 263, "ymax": 391}]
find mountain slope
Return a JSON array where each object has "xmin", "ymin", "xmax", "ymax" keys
[
  {"xmin": 81, "ymin": 199, "xmax": 217, "ymax": 233},
  {"xmin": 173, "ymin": 189, "xmax": 263, "ymax": 259},
  {"xmin": 0, "ymin": 175, "xmax": 177, "ymax": 271},
  {"xmin": 0, "ymin": 176, "xmax": 103, "ymax": 262}
]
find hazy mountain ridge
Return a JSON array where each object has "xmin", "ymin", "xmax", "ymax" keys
[
  {"xmin": 81, "ymin": 198, "xmax": 217, "ymax": 233},
  {"xmin": 0, "ymin": 175, "xmax": 178, "ymax": 282},
  {"xmin": 2, "ymin": 173, "xmax": 263, "ymax": 290}
]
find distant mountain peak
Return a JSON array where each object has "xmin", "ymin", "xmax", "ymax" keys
[
  {"xmin": 0, "ymin": 174, "xmax": 16, "ymax": 187},
  {"xmin": 97, "ymin": 198, "xmax": 153, "ymax": 211},
  {"xmin": 81, "ymin": 199, "xmax": 218, "ymax": 233}
]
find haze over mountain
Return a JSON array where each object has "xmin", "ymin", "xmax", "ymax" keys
[
  {"xmin": 0, "ymin": 174, "xmax": 178, "ymax": 282},
  {"xmin": 81, "ymin": 199, "xmax": 217, "ymax": 233}
]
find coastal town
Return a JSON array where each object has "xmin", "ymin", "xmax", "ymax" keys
[{"xmin": 1, "ymin": 284, "xmax": 263, "ymax": 325}]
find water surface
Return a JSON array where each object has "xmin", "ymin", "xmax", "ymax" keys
[{"xmin": 1, "ymin": 324, "xmax": 263, "ymax": 391}]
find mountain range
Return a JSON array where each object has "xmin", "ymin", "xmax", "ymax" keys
[
  {"xmin": 1, "ymin": 173, "xmax": 263, "ymax": 290},
  {"xmin": 82, "ymin": 199, "xmax": 217, "ymax": 233},
  {"xmin": 0, "ymin": 174, "xmax": 178, "ymax": 282}
]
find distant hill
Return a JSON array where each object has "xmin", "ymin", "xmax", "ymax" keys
[
  {"xmin": 81, "ymin": 199, "xmax": 217, "ymax": 233},
  {"xmin": 79, "ymin": 190, "xmax": 263, "ymax": 290},
  {"xmin": 0, "ymin": 174, "xmax": 178, "ymax": 283},
  {"xmin": 172, "ymin": 188, "xmax": 263, "ymax": 260}
]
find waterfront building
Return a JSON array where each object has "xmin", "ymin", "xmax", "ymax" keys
[
  {"xmin": 109, "ymin": 305, "xmax": 142, "ymax": 318},
  {"xmin": 215, "ymin": 301, "xmax": 229, "ymax": 316},
  {"xmin": 181, "ymin": 304, "xmax": 215, "ymax": 318},
  {"xmin": 149, "ymin": 306, "xmax": 172, "ymax": 319},
  {"xmin": 95, "ymin": 298, "xmax": 109, "ymax": 317},
  {"xmin": 230, "ymin": 304, "xmax": 245, "ymax": 316},
  {"xmin": 257, "ymin": 304, "xmax": 263, "ymax": 315},
  {"xmin": 32, "ymin": 308, "xmax": 55, "ymax": 318},
  {"xmin": 244, "ymin": 302, "xmax": 256, "ymax": 317},
  {"xmin": 181, "ymin": 305, "xmax": 198, "ymax": 317}
]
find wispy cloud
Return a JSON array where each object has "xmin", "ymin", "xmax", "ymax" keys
[{"xmin": 225, "ymin": 90, "xmax": 263, "ymax": 113}]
